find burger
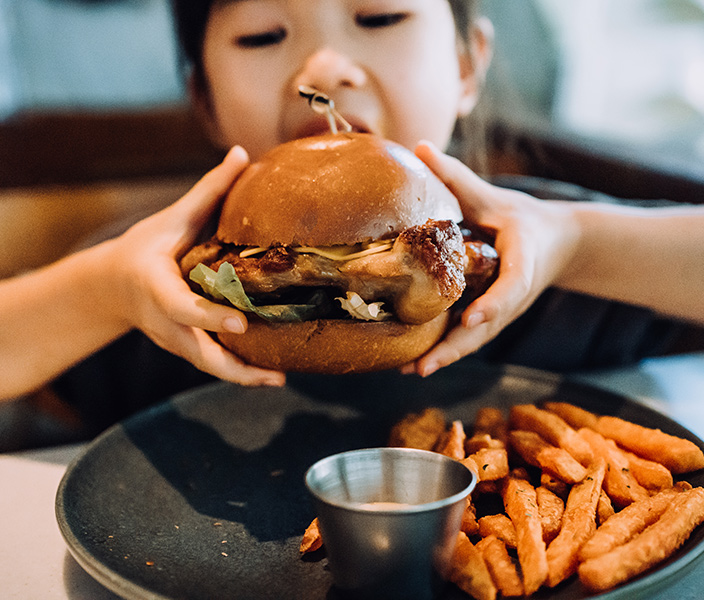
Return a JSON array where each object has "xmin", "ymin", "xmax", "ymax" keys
[{"xmin": 180, "ymin": 132, "xmax": 498, "ymax": 374}]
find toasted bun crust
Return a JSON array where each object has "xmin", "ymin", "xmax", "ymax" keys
[
  {"xmin": 217, "ymin": 132, "xmax": 462, "ymax": 247},
  {"xmin": 217, "ymin": 311, "xmax": 450, "ymax": 374}
]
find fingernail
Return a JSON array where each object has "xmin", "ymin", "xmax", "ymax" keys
[
  {"xmin": 262, "ymin": 375, "xmax": 285, "ymax": 387},
  {"xmin": 223, "ymin": 316, "xmax": 246, "ymax": 334},
  {"xmin": 419, "ymin": 361, "xmax": 438, "ymax": 378},
  {"xmin": 418, "ymin": 139, "xmax": 439, "ymax": 153},
  {"xmin": 229, "ymin": 145, "xmax": 247, "ymax": 159},
  {"xmin": 464, "ymin": 311, "xmax": 486, "ymax": 328}
]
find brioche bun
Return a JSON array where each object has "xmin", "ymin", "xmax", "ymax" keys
[
  {"xmin": 210, "ymin": 132, "xmax": 464, "ymax": 374},
  {"xmin": 217, "ymin": 132, "xmax": 462, "ymax": 247},
  {"xmin": 218, "ymin": 312, "xmax": 451, "ymax": 374}
]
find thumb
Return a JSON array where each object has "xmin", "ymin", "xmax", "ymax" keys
[{"xmin": 168, "ymin": 145, "xmax": 250, "ymax": 231}]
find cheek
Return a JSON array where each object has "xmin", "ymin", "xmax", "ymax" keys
[
  {"xmin": 385, "ymin": 53, "xmax": 462, "ymax": 149},
  {"xmin": 203, "ymin": 56, "xmax": 284, "ymax": 156}
]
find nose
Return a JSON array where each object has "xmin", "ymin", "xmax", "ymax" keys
[{"xmin": 293, "ymin": 47, "xmax": 367, "ymax": 95}]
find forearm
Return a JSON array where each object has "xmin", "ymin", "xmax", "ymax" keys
[
  {"xmin": 555, "ymin": 203, "xmax": 704, "ymax": 324},
  {"xmin": 0, "ymin": 240, "xmax": 131, "ymax": 400}
]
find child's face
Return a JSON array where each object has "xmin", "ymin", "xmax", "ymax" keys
[{"xmin": 198, "ymin": 0, "xmax": 481, "ymax": 160}]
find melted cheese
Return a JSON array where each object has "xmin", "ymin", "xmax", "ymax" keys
[{"xmin": 238, "ymin": 240, "xmax": 393, "ymax": 261}]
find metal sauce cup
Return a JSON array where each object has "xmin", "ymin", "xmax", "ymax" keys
[{"xmin": 305, "ymin": 447, "xmax": 476, "ymax": 600}]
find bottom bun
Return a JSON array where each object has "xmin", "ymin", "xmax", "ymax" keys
[{"xmin": 217, "ymin": 312, "xmax": 450, "ymax": 374}]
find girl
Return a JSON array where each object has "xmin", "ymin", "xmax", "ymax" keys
[{"xmin": 3, "ymin": 0, "xmax": 703, "ymax": 408}]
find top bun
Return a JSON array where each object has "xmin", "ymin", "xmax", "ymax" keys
[{"xmin": 217, "ymin": 132, "xmax": 463, "ymax": 247}]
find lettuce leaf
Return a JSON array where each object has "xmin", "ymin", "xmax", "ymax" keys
[{"xmin": 189, "ymin": 262, "xmax": 325, "ymax": 322}]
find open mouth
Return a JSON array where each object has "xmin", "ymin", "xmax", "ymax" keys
[{"xmin": 294, "ymin": 117, "xmax": 371, "ymax": 140}]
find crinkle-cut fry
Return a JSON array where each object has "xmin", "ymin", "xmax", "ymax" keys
[
  {"xmin": 449, "ymin": 531, "xmax": 497, "ymax": 600},
  {"xmin": 465, "ymin": 433, "xmax": 505, "ymax": 454},
  {"xmin": 435, "ymin": 420, "xmax": 466, "ymax": 460},
  {"xmin": 509, "ymin": 430, "xmax": 587, "ymax": 485},
  {"xmin": 474, "ymin": 407, "xmax": 508, "ymax": 445},
  {"xmin": 461, "ymin": 497, "xmax": 480, "ymax": 536},
  {"xmin": 536, "ymin": 485, "xmax": 564, "ymax": 544},
  {"xmin": 478, "ymin": 514, "xmax": 517, "ymax": 548},
  {"xmin": 387, "ymin": 407, "xmax": 446, "ymax": 451},
  {"xmin": 299, "ymin": 518, "xmax": 323, "ymax": 554},
  {"xmin": 543, "ymin": 401, "xmax": 599, "ymax": 430},
  {"xmin": 578, "ymin": 482, "xmax": 692, "ymax": 562},
  {"xmin": 623, "ymin": 449, "xmax": 673, "ymax": 492},
  {"xmin": 510, "ymin": 404, "xmax": 594, "ymax": 466},
  {"xmin": 545, "ymin": 458, "xmax": 606, "ymax": 587},
  {"xmin": 503, "ymin": 474, "xmax": 548, "ymax": 595},
  {"xmin": 476, "ymin": 535, "xmax": 524, "ymax": 598},
  {"xmin": 595, "ymin": 415, "xmax": 704, "ymax": 474},
  {"xmin": 466, "ymin": 447, "xmax": 509, "ymax": 481},
  {"xmin": 578, "ymin": 487, "xmax": 704, "ymax": 592},
  {"xmin": 597, "ymin": 490, "xmax": 615, "ymax": 526},
  {"xmin": 578, "ymin": 427, "xmax": 649, "ymax": 508}
]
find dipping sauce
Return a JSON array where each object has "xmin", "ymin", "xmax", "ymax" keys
[{"xmin": 357, "ymin": 502, "xmax": 411, "ymax": 510}]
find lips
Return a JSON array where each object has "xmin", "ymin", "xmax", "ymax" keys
[{"xmin": 292, "ymin": 115, "xmax": 373, "ymax": 141}]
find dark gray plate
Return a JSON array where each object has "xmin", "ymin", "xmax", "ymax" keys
[{"xmin": 56, "ymin": 359, "xmax": 704, "ymax": 600}]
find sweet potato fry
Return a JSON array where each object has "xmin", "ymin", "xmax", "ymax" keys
[
  {"xmin": 578, "ymin": 487, "xmax": 704, "ymax": 592},
  {"xmin": 545, "ymin": 459, "xmax": 606, "ymax": 587},
  {"xmin": 578, "ymin": 427, "xmax": 649, "ymax": 508},
  {"xmin": 387, "ymin": 407, "xmax": 446, "ymax": 451},
  {"xmin": 595, "ymin": 415, "xmax": 704, "ymax": 474},
  {"xmin": 543, "ymin": 401, "xmax": 599, "ymax": 430},
  {"xmin": 299, "ymin": 518, "xmax": 323, "ymax": 553},
  {"xmin": 474, "ymin": 407, "xmax": 508, "ymax": 445},
  {"xmin": 476, "ymin": 535, "xmax": 524, "ymax": 597},
  {"xmin": 579, "ymin": 482, "xmax": 691, "ymax": 562},
  {"xmin": 435, "ymin": 420, "xmax": 466, "ymax": 460},
  {"xmin": 465, "ymin": 447, "xmax": 509, "ymax": 481},
  {"xmin": 475, "ymin": 480, "xmax": 502, "ymax": 495},
  {"xmin": 511, "ymin": 404, "xmax": 594, "ymax": 466},
  {"xmin": 540, "ymin": 472, "xmax": 569, "ymax": 499},
  {"xmin": 465, "ymin": 433, "xmax": 505, "ymax": 454},
  {"xmin": 461, "ymin": 497, "xmax": 480, "ymax": 536},
  {"xmin": 503, "ymin": 474, "xmax": 548, "ymax": 595},
  {"xmin": 623, "ymin": 449, "xmax": 673, "ymax": 492},
  {"xmin": 597, "ymin": 490, "xmax": 615, "ymax": 525},
  {"xmin": 536, "ymin": 485, "xmax": 564, "ymax": 543},
  {"xmin": 478, "ymin": 514, "xmax": 517, "ymax": 548},
  {"xmin": 509, "ymin": 430, "xmax": 587, "ymax": 485},
  {"xmin": 449, "ymin": 531, "xmax": 497, "ymax": 600}
]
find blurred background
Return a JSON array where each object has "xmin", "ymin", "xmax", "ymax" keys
[
  {"xmin": 2, "ymin": 0, "xmax": 704, "ymax": 173},
  {"xmin": 1, "ymin": 0, "xmax": 703, "ymax": 450}
]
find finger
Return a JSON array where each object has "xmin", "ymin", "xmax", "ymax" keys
[
  {"xmin": 150, "ymin": 261, "xmax": 249, "ymax": 335},
  {"xmin": 166, "ymin": 145, "xmax": 250, "ymax": 231},
  {"xmin": 415, "ymin": 141, "xmax": 494, "ymax": 219},
  {"xmin": 415, "ymin": 267, "xmax": 537, "ymax": 377},
  {"xmin": 151, "ymin": 319, "xmax": 286, "ymax": 387},
  {"xmin": 414, "ymin": 319, "xmax": 495, "ymax": 377}
]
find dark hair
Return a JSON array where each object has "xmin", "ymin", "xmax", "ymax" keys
[
  {"xmin": 171, "ymin": 0, "xmax": 480, "ymax": 81},
  {"xmin": 170, "ymin": 0, "xmax": 486, "ymax": 171}
]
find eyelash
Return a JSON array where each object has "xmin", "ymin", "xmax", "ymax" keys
[
  {"xmin": 356, "ymin": 12, "xmax": 409, "ymax": 29},
  {"xmin": 233, "ymin": 11, "xmax": 408, "ymax": 49},
  {"xmin": 235, "ymin": 27, "xmax": 287, "ymax": 49}
]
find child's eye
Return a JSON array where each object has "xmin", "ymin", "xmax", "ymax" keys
[
  {"xmin": 234, "ymin": 27, "xmax": 287, "ymax": 49},
  {"xmin": 356, "ymin": 12, "xmax": 409, "ymax": 29}
]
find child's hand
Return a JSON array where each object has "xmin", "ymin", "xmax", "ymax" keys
[
  {"xmin": 403, "ymin": 142, "xmax": 580, "ymax": 377},
  {"xmin": 106, "ymin": 146, "xmax": 286, "ymax": 387}
]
